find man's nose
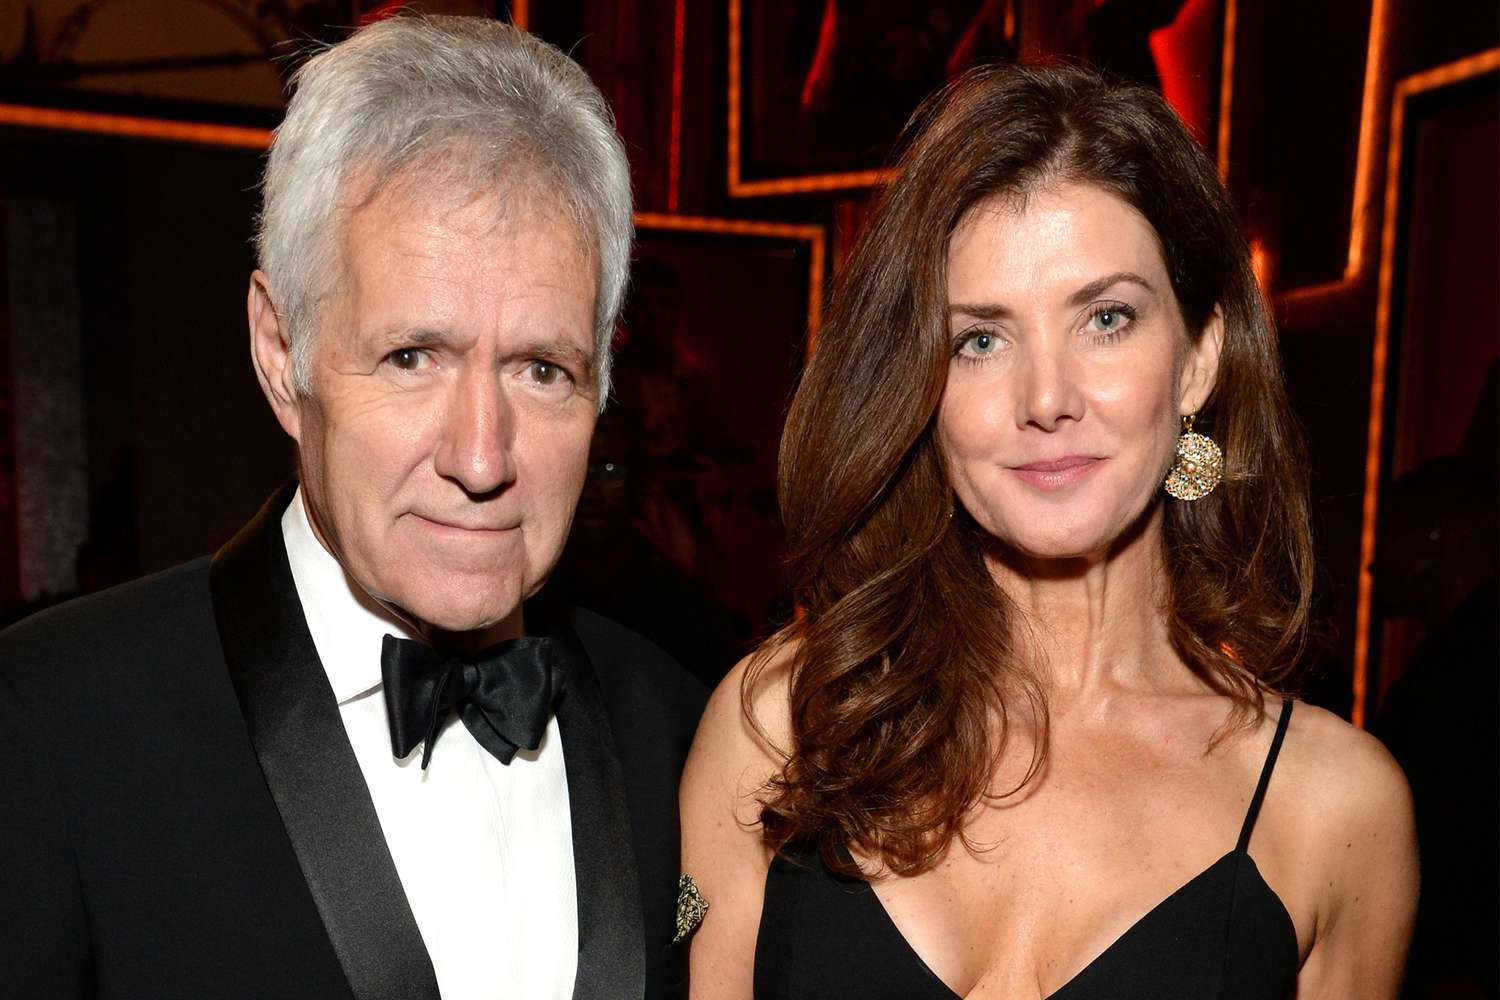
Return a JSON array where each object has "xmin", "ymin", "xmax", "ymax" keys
[
  {"xmin": 433, "ymin": 371, "xmax": 516, "ymax": 496},
  {"xmin": 1014, "ymin": 345, "xmax": 1085, "ymax": 432}
]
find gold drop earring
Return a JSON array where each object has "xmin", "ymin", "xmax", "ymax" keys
[{"xmin": 1163, "ymin": 414, "xmax": 1223, "ymax": 501}]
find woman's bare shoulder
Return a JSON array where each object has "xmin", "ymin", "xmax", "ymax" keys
[
  {"xmin": 1278, "ymin": 700, "xmax": 1412, "ymax": 825},
  {"xmin": 1253, "ymin": 703, "xmax": 1416, "ymax": 992},
  {"xmin": 1272, "ymin": 700, "xmax": 1416, "ymax": 911},
  {"xmin": 682, "ymin": 637, "xmax": 798, "ymax": 821},
  {"xmin": 695, "ymin": 639, "xmax": 796, "ymax": 765}
]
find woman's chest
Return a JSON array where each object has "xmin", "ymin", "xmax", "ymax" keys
[
  {"xmin": 756, "ymin": 834, "xmax": 1299, "ymax": 1000},
  {"xmin": 860, "ymin": 753, "xmax": 1269, "ymax": 994}
]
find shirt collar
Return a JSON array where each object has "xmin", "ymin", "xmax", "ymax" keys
[{"xmin": 281, "ymin": 487, "xmax": 412, "ymax": 705}]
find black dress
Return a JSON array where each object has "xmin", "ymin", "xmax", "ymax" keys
[{"xmin": 754, "ymin": 701, "xmax": 1299, "ymax": 998}]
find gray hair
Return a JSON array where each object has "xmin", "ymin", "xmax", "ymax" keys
[{"xmin": 256, "ymin": 14, "xmax": 632, "ymax": 404}]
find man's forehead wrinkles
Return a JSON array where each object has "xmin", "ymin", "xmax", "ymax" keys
[{"xmin": 347, "ymin": 235, "xmax": 592, "ymax": 308}]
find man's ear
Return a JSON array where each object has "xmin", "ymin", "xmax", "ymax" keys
[
  {"xmin": 1179, "ymin": 306, "xmax": 1225, "ymax": 416},
  {"xmin": 248, "ymin": 270, "xmax": 302, "ymax": 442}
]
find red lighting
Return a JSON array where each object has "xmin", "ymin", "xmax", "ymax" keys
[
  {"xmin": 668, "ymin": 0, "xmax": 686, "ymax": 212},
  {"xmin": 1149, "ymin": 0, "xmax": 1219, "ymax": 146}
]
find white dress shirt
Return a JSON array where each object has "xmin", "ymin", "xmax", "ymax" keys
[{"xmin": 281, "ymin": 489, "xmax": 578, "ymax": 999}]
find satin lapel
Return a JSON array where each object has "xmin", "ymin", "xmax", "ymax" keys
[
  {"xmin": 543, "ymin": 608, "xmax": 647, "ymax": 1000},
  {"xmin": 210, "ymin": 488, "xmax": 441, "ymax": 1000}
]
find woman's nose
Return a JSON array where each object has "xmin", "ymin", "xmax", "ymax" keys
[{"xmin": 1014, "ymin": 348, "xmax": 1085, "ymax": 432}]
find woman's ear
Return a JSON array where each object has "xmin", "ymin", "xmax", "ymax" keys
[
  {"xmin": 1179, "ymin": 306, "xmax": 1225, "ymax": 415},
  {"xmin": 247, "ymin": 270, "xmax": 302, "ymax": 442}
]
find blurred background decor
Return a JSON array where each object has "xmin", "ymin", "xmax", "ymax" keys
[
  {"xmin": 544, "ymin": 213, "xmax": 823, "ymax": 688},
  {"xmin": 730, "ymin": 0, "xmax": 1020, "ymax": 192},
  {"xmin": 728, "ymin": 0, "xmax": 1224, "ymax": 195}
]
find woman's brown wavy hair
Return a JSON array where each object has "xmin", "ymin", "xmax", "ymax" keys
[{"xmin": 747, "ymin": 63, "xmax": 1314, "ymax": 878}]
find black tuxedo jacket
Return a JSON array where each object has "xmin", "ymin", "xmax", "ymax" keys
[{"xmin": 0, "ymin": 490, "xmax": 707, "ymax": 999}]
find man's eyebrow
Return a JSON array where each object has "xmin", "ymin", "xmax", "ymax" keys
[
  {"xmin": 373, "ymin": 326, "xmax": 455, "ymax": 349},
  {"xmin": 514, "ymin": 339, "xmax": 596, "ymax": 380},
  {"xmin": 948, "ymin": 271, "xmax": 1158, "ymax": 321},
  {"xmin": 372, "ymin": 330, "xmax": 593, "ymax": 366}
]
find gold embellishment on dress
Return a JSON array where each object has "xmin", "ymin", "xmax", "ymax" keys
[{"xmin": 673, "ymin": 873, "xmax": 709, "ymax": 944}]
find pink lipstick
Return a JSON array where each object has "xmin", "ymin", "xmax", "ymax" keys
[{"xmin": 1009, "ymin": 455, "xmax": 1104, "ymax": 491}]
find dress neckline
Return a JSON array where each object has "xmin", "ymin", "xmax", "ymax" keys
[
  {"xmin": 854, "ymin": 847, "xmax": 1295, "ymax": 1000},
  {"xmin": 841, "ymin": 698, "xmax": 1298, "ymax": 999}
]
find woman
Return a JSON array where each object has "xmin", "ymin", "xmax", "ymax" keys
[{"xmin": 681, "ymin": 64, "xmax": 1417, "ymax": 998}]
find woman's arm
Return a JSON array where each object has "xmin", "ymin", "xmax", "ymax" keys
[
  {"xmin": 1294, "ymin": 719, "xmax": 1419, "ymax": 998},
  {"xmin": 680, "ymin": 651, "xmax": 791, "ymax": 999}
]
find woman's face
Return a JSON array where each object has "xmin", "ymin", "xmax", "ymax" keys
[{"xmin": 937, "ymin": 182, "xmax": 1221, "ymax": 561}]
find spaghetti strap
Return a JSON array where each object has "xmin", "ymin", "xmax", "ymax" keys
[{"xmin": 1236, "ymin": 698, "xmax": 1294, "ymax": 852}]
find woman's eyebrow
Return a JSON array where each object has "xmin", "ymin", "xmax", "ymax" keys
[
  {"xmin": 1065, "ymin": 271, "xmax": 1155, "ymax": 307},
  {"xmin": 948, "ymin": 272, "xmax": 1158, "ymax": 321},
  {"xmin": 947, "ymin": 301, "xmax": 1013, "ymax": 321}
]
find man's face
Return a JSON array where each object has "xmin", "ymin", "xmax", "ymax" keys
[{"xmin": 264, "ymin": 181, "xmax": 599, "ymax": 640}]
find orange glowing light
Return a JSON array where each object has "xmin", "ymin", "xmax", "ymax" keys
[
  {"xmin": 1216, "ymin": 0, "xmax": 1237, "ymax": 180},
  {"xmin": 0, "ymin": 104, "xmax": 271, "ymax": 149},
  {"xmin": 1248, "ymin": 236, "xmax": 1273, "ymax": 294},
  {"xmin": 667, "ymin": 0, "xmax": 686, "ymax": 212},
  {"xmin": 634, "ymin": 212, "xmax": 826, "ymax": 345},
  {"xmin": 1346, "ymin": 0, "xmax": 1394, "ymax": 284}
]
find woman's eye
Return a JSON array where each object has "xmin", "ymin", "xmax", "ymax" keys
[
  {"xmin": 387, "ymin": 348, "xmax": 431, "ymax": 371},
  {"xmin": 1085, "ymin": 303, "xmax": 1136, "ymax": 338},
  {"xmin": 961, "ymin": 330, "xmax": 1001, "ymax": 356}
]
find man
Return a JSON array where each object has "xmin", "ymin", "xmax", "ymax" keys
[{"xmin": 0, "ymin": 16, "xmax": 704, "ymax": 1000}]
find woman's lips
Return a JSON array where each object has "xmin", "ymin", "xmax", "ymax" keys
[{"xmin": 1008, "ymin": 456, "xmax": 1105, "ymax": 490}]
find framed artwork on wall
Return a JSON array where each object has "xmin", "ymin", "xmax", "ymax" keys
[
  {"xmin": 728, "ymin": 0, "xmax": 1019, "ymax": 196},
  {"xmin": 1354, "ymin": 48, "xmax": 1500, "ymax": 724},
  {"xmin": 727, "ymin": 0, "xmax": 1226, "ymax": 198}
]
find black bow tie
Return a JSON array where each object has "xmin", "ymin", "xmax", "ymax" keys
[{"xmin": 380, "ymin": 634, "xmax": 562, "ymax": 769}]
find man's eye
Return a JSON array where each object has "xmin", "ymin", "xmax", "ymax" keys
[
  {"xmin": 530, "ymin": 361, "xmax": 569, "ymax": 386},
  {"xmin": 387, "ymin": 348, "xmax": 430, "ymax": 371}
]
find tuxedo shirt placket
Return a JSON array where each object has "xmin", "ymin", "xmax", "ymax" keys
[{"xmin": 281, "ymin": 491, "xmax": 578, "ymax": 1000}]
